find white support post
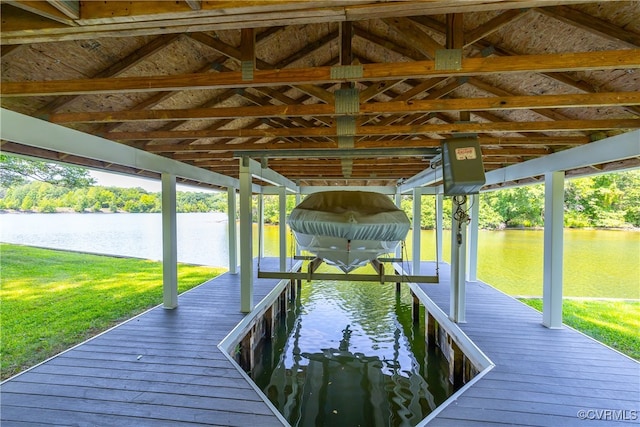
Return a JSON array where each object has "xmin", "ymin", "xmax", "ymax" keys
[
  {"xmin": 395, "ymin": 192, "xmax": 403, "ymax": 259},
  {"xmin": 467, "ymin": 193, "xmax": 480, "ymax": 282},
  {"xmin": 161, "ymin": 173, "xmax": 178, "ymax": 309},
  {"xmin": 295, "ymin": 192, "xmax": 301, "ymax": 257},
  {"xmin": 278, "ymin": 186, "xmax": 287, "ymax": 272},
  {"xmin": 543, "ymin": 171, "xmax": 565, "ymax": 329},
  {"xmin": 412, "ymin": 188, "xmax": 422, "ymax": 274},
  {"xmin": 450, "ymin": 196, "xmax": 468, "ymax": 323},
  {"xmin": 258, "ymin": 193, "xmax": 265, "ymax": 259},
  {"xmin": 227, "ymin": 187, "xmax": 238, "ymax": 275},
  {"xmin": 239, "ymin": 158, "xmax": 254, "ymax": 313},
  {"xmin": 435, "ymin": 193, "xmax": 444, "ymax": 263}
]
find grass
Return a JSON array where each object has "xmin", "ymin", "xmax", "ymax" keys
[
  {"xmin": 519, "ymin": 298, "xmax": 640, "ymax": 360},
  {"xmin": 0, "ymin": 243, "xmax": 225, "ymax": 380}
]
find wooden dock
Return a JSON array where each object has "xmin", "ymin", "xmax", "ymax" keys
[
  {"xmin": 415, "ymin": 262, "xmax": 639, "ymax": 427},
  {"xmin": 1, "ymin": 258, "xmax": 287, "ymax": 427},
  {"xmin": 2, "ymin": 258, "xmax": 638, "ymax": 426}
]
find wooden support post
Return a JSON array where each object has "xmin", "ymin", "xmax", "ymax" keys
[
  {"xmin": 446, "ymin": 13, "xmax": 464, "ymax": 50},
  {"xmin": 161, "ymin": 173, "xmax": 178, "ymax": 309},
  {"xmin": 278, "ymin": 186, "xmax": 287, "ymax": 272},
  {"xmin": 426, "ymin": 312, "xmax": 436, "ymax": 348},
  {"xmin": 290, "ymin": 280, "xmax": 296, "ymax": 301},
  {"xmin": 412, "ymin": 188, "xmax": 422, "ymax": 274},
  {"xmin": 467, "ymin": 193, "xmax": 479, "ymax": 282},
  {"xmin": 449, "ymin": 337, "xmax": 464, "ymax": 388},
  {"xmin": 240, "ymin": 28, "xmax": 255, "ymax": 80},
  {"xmin": 239, "ymin": 157, "xmax": 253, "ymax": 313},
  {"xmin": 295, "ymin": 192, "xmax": 301, "ymax": 257},
  {"xmin": 394, "ymin": 192, "xmax": 403, "ymax": 260},
  {"xmin": 543, "ymin": 171, "xmax": 565, "ymax": 328},
  {"xmin": 412, "ymin": 291, "xmax": 420, "ymax": 324},
  {"xmin": 258, "ymin": 193, "xmax": 264, "ymax": 259},
  {"xmin": 340, "ymin": 21, "xmax": 353, "ymax": 67},
  {"xmin": 436, "ymin": 193, "xmax": 444, "ymax": 263},
  {"xmin": 265, "ymin": 305, "xmax": 274, "ymax": 338},
  {"xmin": 239, "ymin": 331, "xmax": 254, "ymax": 372},
  {"xmin": 227, "ymin": 187, "xmax": 238, "ymax": 274},
  {"xmin": 450, "ymin": 196, "xmax": 468, "ymax": 323}
]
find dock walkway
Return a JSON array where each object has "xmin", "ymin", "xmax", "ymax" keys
[
  {"xmin": 2, "ymin": 258, "xmax": 638, "ymax": 426},
  {"xmin": 1, "ymin": 258, "xmax": 286, "ymax": 427},
  {"xmin": 417, "ymin": 262, "xmax": 639, "ymax": 426}
]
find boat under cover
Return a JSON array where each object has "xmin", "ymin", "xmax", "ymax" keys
[{"xmin": 287, "ymin": 191, "xmax": 410, "ymax": 273}]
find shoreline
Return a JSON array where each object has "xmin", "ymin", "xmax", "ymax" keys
[{"xmin": 2, "ymin": 209, "xmax": 638, "ymax": 231}]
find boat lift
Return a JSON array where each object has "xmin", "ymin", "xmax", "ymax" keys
[{"xmin": 257, "ymin": 254, "xmax": 439, "ymax": 285}]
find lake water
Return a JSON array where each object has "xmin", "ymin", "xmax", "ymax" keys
[
  {"xmin": 1, "ymin": 212, "xmax": 638, "ymax": 298},
  {"xmin": 252, "ymin": 274, "xmax": 453, "ymax": 427}
]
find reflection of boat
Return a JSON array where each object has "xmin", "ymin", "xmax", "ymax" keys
[{"xmin": 287, "ymin": 191, "xmax": 410, "ymax": 273}]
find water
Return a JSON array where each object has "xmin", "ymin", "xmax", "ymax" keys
[
  {"xmin": 0, "ymin": 212, "xmax": 230, "ymax": 267},
  {"xmin": 1, "ymin": 213, "xmax": 638, "ymax": 298},
  {"xmin": 252, "ymin": 272, "xmax": 453, "ymax": 427}
]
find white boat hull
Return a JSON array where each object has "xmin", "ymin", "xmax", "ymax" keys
[
  {"xmin": 293, "ymin": 232, "xmax": 402, "ymax": 273},
  {"xmin": 288, "ymin": 191, "xmax": 410, "ymax": 273}
]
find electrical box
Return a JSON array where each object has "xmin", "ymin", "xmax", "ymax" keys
[{"xmin": 441, "ymin": 138, "xmax": 486, "ymax": 195}]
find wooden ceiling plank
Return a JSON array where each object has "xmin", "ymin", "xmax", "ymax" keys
[
  {"xmin": 536, "ymin": 5, "xmax": 640, "ymax": 48},
  {"xmin": 35, "ymin": 33, "xmax": 182, "ymax": 116},
  {"xmin": 104, "ymin": 118, "xmax": 640, "ymax": 140},
  {"xmin": 50, "ymin": 91, "xmax": 640, "ymax": 124},
  {"xmin": 6, "ymin": 49, "xmax": 638, "ymax": 97}
]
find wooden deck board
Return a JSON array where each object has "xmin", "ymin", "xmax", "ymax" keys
[
  {"xmin": 418, "ymin": 262, "xmax": 639, "ymax": 426},
  {"xmin": 2, "ymin": 257, "xmax": 638, "ymax": 426},
  {"xmin": 1, "ymin": 258, "xmax": 287, "ymax": 427}
]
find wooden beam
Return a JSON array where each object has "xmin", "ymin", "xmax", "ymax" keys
[
  {"xmin": 184, "ymin": 0, "xmax": 201, "ymax": 11},
  {"xmin": 46, "ymin": 0, "xmax": 79, "ymax": 19},
  {"xmin": 382, "ymin": 17, "xmax": 443, "ymax": 59},
  {"xmin": 48, "ymin": 91, "xmax": 640, "ymax": 124},
  {"xmin": 6, "ymin": 49, "xmax": 637, "ymax": 97},
  {"xmin": 104, "ymin": 119, "xmax": 640, "ymax": 140},
  {"xmin": 446, "ymin": 13, "xmax": 464, "ymax": 49},
  {"xmin": 341, "ymin": 21, "xmax": 353, "ymax": 66},
  {"xmin": 5, "ymin": 0, "xmax": 77, "ymax": 26},
  {"xmin": 464, "ymin": 8, "xmax": 530, "ymax": 47},
  {"xmin": 240, "ymin": 27, "xmax": 255, "ymax": 69},
  {"xmin": 145, "ymin": 136, "xmax": 587, "ymax": 153},
  {"xmin": 536, "ymin": 5, "xmax": 640, "ymax": 48}
]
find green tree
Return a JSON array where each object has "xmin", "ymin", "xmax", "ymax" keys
[{"xmin": 0, "ymin": 155, "xmax": 95, "ymax": 188}]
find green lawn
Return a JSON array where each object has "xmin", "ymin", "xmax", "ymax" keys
[
  {"xmin": 519, "ymin": 298, "xmax": 640, "ymax": 360},
  {"xmin": 0, "ymin": 243, "xmax": 225, "ymax": 380}
]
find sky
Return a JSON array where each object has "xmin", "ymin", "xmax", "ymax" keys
[{"xmin": 89, "ymin": 170, "xmax": 216, "ymax": 193}]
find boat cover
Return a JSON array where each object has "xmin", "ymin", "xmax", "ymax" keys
[{"xmin": 287, "ymin": 191, "xmax": 410, "ymax": 242}]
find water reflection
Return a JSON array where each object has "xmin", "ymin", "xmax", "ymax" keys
[{"xmin": 253, "ymin": 267, "xmax": 453, "ymax": 427}]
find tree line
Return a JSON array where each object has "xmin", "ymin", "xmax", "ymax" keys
[{"xmin": 1, "ymin": 155, "xmax": 638, "ymax": 228}]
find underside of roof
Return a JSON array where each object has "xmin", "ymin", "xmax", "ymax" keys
[{"xmin": 1, "ymin": 0, "xmax": 639, "ymax": 190}]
